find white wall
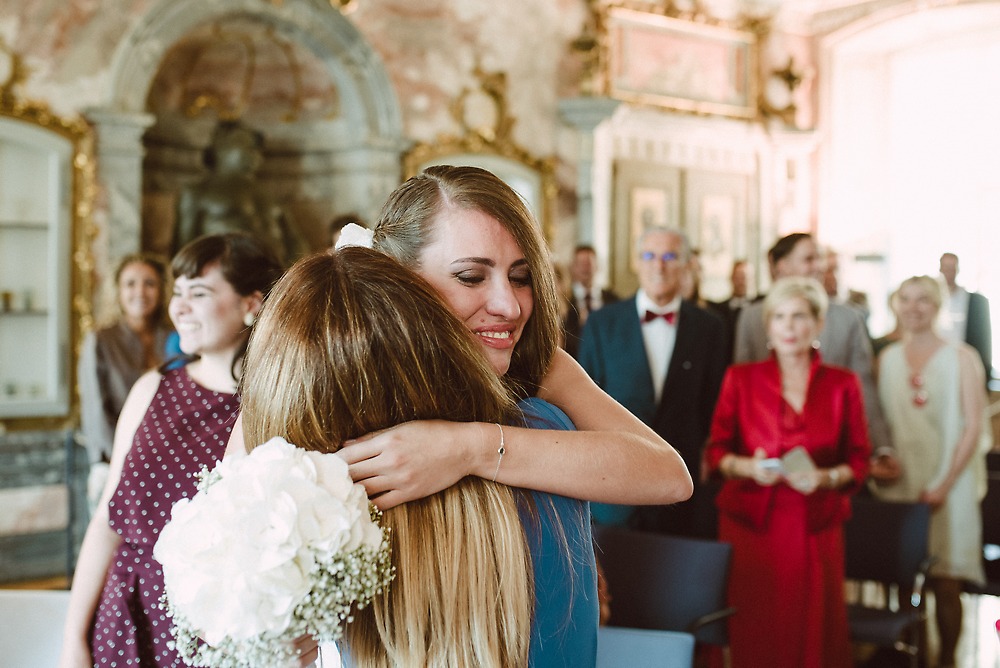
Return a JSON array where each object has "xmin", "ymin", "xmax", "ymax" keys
[{"xmin": 821, "ymin": 4, "xmax": 1000, "ymax": 356}]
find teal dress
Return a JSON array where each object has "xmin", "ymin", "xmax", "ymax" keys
[
  {"xmin": 518, "ymin": 397, "xmax": 598, "ymax": 667},
  {"xmin": 339, "ymin": 399, "xmax": 598, "ymax": 667}
]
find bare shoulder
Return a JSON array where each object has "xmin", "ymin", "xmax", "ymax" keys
[
  {"xmin": 538, "ymin": 348, "xmax": 589, "ymax": 398},
  {"xmin": 119, "ymin": 369, "xmax": 164, "ymax": 419},
  {"xmin": 956, "ymin": 343, "xmax": 986, "ymax": 381}
]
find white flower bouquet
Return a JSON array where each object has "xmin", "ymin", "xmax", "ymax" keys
[{"xmin": 153, "ymin": 437, "xmax": 394, "ymax": 668}]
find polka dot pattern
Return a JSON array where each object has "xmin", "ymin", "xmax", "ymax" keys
[{"xmin": 90, "ymin": 368, "xmax": 239, "ymax": 667}]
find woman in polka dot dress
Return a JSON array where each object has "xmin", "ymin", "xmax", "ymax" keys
[{"xmin": 59, "ymin": 234, "xmax": 282, "ymax": 668}]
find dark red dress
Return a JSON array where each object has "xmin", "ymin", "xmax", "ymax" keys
[
  {"xmin": 89, "ymin": 368, "xmax": 239, "ymax": 667},
  {"xmin": 704, "ymin": 354, "xmax": 870, "ymax": 668}
]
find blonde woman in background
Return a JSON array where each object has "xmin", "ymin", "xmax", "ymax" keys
[{"xmin": 874, "ymin": 275, "xmax": 990, "ymax": 668}]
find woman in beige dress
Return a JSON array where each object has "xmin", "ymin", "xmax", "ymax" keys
[{"xmin": 875, "ymin": 275, "xmax": 990, "ymax": 668}]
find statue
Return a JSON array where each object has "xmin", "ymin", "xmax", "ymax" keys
[{"xmin": 173, "ymin": 121, "xmax": 307, "ymax": 265}]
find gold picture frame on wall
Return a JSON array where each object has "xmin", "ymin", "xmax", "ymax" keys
[
  {"xmin": 0, "ymin": 38, "xmax": 96, "ymax": 430},
  {"xmin": 611, "ymin": 160, "xmax": 682, "ymax": 295},
  {"xmin": 604, "ymin": 7, "xmax": 758, "ymax": 120}
]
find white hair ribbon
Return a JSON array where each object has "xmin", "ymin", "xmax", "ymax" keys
[{"xmin": 335, "ymin": 223, "xmax": 375, "ymax": 250}]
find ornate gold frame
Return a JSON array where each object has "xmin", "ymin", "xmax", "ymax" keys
[
  {"xmin": 0, "ymin": 40, "xmax": 96, "ymax": 430},
  {"xmin": 402, "ymin": 66, "xmax": 557, "ymax": 241},
  {"xmin": 600, "ymin": 5, "xmax": 759, "ymax": 120}
]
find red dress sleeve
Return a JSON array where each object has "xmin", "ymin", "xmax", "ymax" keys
[{"xmin": 704, "ymin": 367, "xmax": 740, "ymax": 478}]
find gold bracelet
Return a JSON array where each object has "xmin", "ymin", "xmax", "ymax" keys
[{"xmin": 491, "ymin": 423, "xmax": 506, "ymax": 482}]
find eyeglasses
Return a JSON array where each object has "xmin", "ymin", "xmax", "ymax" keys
[
  {"xmin": 910, "ymin": 373, "xmax": 928, "ymax": 407},
  {"xmin": 639, "ymin": 251, "xmax": 679, "ymax": 263}
]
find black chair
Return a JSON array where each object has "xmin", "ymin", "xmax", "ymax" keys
[
  {"xmin": 592, "ymin": 525, "xmax": 735, "ymax": 647},
  {"xmin": 596, "ymin": 626, "xmax": 695, "ymax": 668},
  {"xmin": 844, "ymin": 496, "xmax": 933, "ymax": 668},
  {"xmin": 964, "ymin": 470, "xmax": 1000, "ymax": 596}
]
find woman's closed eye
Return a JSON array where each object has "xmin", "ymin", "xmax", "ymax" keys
[
  {"xmin": 454, "ymin": 270, "xmax": 485, "ymax": 286},
  {"xmin": 509, "ymin": 269, "xmax": 532, "ymax": 288}
]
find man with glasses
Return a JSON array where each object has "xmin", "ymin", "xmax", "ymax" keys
[{"xmin": 579, "ymin": 227, "xmax": 728, "ymax": 537}]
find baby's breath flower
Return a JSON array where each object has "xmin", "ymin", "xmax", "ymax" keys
[{"xmin": 154, "ymin": 437, "xmax": 394, "ymax": 668}]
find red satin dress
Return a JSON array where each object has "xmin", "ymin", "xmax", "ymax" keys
[{"xmin": 704, "ymin": 354, "xmax": 871, "ymax": 668}]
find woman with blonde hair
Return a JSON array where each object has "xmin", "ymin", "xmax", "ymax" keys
[
  {"xmin": 346, "ymin": 166, "xmax": 691, "ymax": 516},
  {"xmin": 705, "ymin": 276, "xmax": 870, "ymax": 667},
  {"xmin": 874, "ymin": 275, "xmax": 990, "ymax": 668},
  {"xmin": 240, "ymin": 247, "xmax": 535, "ymax": 666}
]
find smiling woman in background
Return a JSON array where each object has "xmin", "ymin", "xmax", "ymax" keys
[
  {"xmin": 874, "ymin": 275, "xmax": 990, "ymax": 668},
  {"xmin": 77, "ymin": 254, "xmax": 173, "ymax": 506},
  {"xmin": 59, "ymin": 234, "xmax": 282, "ymax": 668}
]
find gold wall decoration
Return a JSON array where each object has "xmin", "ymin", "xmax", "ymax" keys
[
  {"xmin": 403, "ymin": 65, "xmax": 557, "ymax": 241},
  {"xmin": 0, "ymin": 37, "xmax": 96, "ymax": 431},
  {"xmin": 597, "ymin": 4, "xmax": 760, "ymax": 120}
]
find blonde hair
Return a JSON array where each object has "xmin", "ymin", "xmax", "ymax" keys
[
  {"xmin": 763, "ymin": 276, "xmax": 829, "ymax": 322},
  {"xmin": 898, "ymin": 275, "xmax": 943, "ymax": 311},
  {"xmin": 240, "ymin": 248, "xmax": 532, "ymax": 667},
  {"xmin": 372, "ymin": 165, "xmax": 560, "ymax": 399}
]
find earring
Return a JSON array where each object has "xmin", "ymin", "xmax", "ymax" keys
[
  {"xmin": 811, "ymin": 339, "xmax": 821, "ymax": 350},
  {"xmin": 765, "ymin": 340, "xmax": 774, "ymax": 350},
  {"xmin": 243, "ymin": 312, "xmax": 256, "ymax": 327}
]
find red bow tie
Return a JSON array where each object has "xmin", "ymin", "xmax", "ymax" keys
[{"xmin": 643, "ymin": 310, "xmax": 676, "ymax": 324}]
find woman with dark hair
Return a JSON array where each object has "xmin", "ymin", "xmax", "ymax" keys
[
  {"xmin": 59, "ymin": 233, "xmax": 283, "ymax": 668},
  {"xmin": 241, "ymin": 247, "xmax": 535, "ymax": 666}
]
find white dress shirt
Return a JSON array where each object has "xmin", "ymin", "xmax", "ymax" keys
[
  {"xmin": 636, "ymin": 291, "xmax": 681, "ymax": 405},
  {"xmin": 940, "ymin": 287, "xmax": 969, "ymax": 343},
  {"xmin": 573, "ymin": 282, "xmax": 605, "ymax": 325}
]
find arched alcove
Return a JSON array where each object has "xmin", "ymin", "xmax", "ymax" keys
[{"xmin": 86, "ymin": 0, "xmax": 407, "ymax": 316}]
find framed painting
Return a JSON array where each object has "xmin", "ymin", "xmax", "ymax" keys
[
  {"xmin": 605, "ymin": 7, "xmax": 757, "ymax": 120},
  {"xmin": 611, "ymin": 160, "xmax": 682, "ymax": 295},
  {"xmin": 684, "ymin": 170, "xmax": 756, "ymax": 302}
]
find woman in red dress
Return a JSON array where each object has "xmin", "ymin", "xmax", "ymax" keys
[{"xmin": 704, "ymin": 276, "xmax": 871, "ymax": 668}]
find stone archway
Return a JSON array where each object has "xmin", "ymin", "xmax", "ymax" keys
[{"xmin": 86, "ymin": 0, "xmax": 406, "ymax": 317}]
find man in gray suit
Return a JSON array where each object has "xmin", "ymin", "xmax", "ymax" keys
[{"xmin": 734, "ymin": 232, "xmax": 900, "ymax": 481}]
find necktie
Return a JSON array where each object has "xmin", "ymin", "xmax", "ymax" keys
[{"xmin": 643, "ymin": 310, "xmax": 676, "ymax": 325}]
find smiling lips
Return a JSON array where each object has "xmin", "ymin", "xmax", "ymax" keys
[{"xmin": 476, "ymin": 327, "xmax": 516, "ymax": 349}]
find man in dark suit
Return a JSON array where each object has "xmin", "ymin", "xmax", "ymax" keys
[
  {"xmin": 940, "ymin": 252, "xmax": 992, "ymax": 386},
  {"xmin": 562, "ymin": 244, "xmax": 618, "ymax": 358},
  {"xmin": 708, "ymin": 258, "xmax": 752, "ymax": 364},
  {"xmin": 579, "ymin": 227, "xmax": 728, "ymax": 537}
]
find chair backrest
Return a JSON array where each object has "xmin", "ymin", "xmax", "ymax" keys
[
  {"xmin": 593, "ymin": 525, "xmax": 733, "ymax": 645},
  {"xmin": 596, "ymin": 626, "xmax": 695, "ymax": 668},
  {"xmin": 843, "ymin": 497, "xmax": 930, "ymax": 586},
  {"xmin": 0, "ymin": 589, "xmax": 71, "ymax": 666}
]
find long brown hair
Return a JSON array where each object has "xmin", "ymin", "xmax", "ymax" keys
[
  {"xmin": 240, "ymin": 248, "xmax": 533, "ymax": 666},
  {"xmin": 372, "ymin": 165, "xmax": 560, "ymax": 398}
]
